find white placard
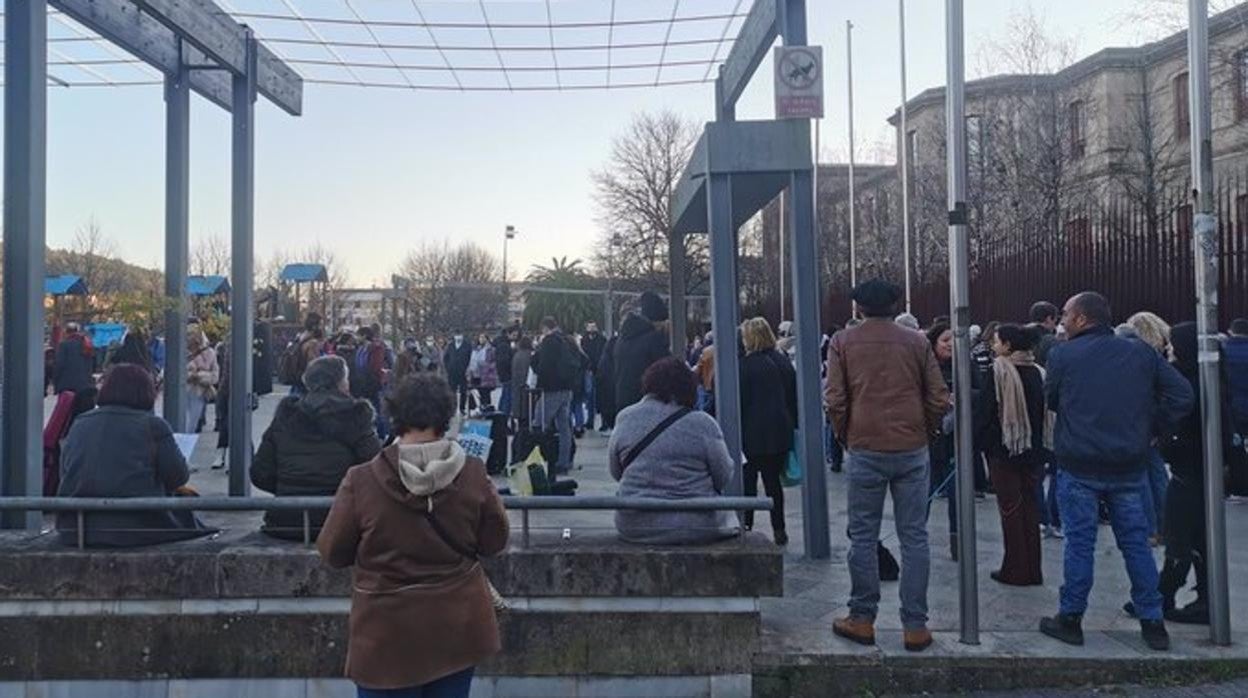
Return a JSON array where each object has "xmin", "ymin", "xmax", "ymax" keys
[{"xmin": 775, "ymin": 46, "xmax": 824, "ymax": 119}]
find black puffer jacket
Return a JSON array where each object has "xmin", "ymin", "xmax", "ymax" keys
[
  {"xmin": 252, "ymin": 390, "xmax": 382, "ymax": 539},
  {"xmin": 613, "ymin": 313, "xmax": 670, "ymax": 412}
]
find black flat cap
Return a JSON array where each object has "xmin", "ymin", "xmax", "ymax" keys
[{"xmin": 851, "ymin": 279, "xmax": 902, "ymax": 308}]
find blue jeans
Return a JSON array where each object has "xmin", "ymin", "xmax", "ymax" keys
[
  {"xmin": 582, "ymin": 370, "xmax": 597, "ymax": 430},
  {"xmin": 497, "ymin": 383, "xmax": 513, "ymax": 417},
  {"xmin": 824, "ymin": 418, "xmax": 844, "ymax": 467},
  {"xmin": 357, "ymin": 667, "xmax": 475, "ymax": 698},
  {"xmin": 1140, "ymin": 448, "xmax": 1169, "ymax": 536},
  {"xmin": 1036, "ymin": 461, "xmax": 1061, "ymax": 529},
  {"xmin": 370, "ymin": 395, "xmax": 389, "ymax": 442},
  {"xmin": 1056, "ymin": 470, "xmax": 1162, "ymax": 620},
  {"xmin": 846, "ymin": 447, "xmax": 931, "ymax": 630}
]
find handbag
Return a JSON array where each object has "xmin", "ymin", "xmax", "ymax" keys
[
  {"xmin": 422, "ymin": 496, "xmax": 508, "ymax": 613},
  {"xmin": 781, "ymin": 431, "xmax": 803, "ymax": 487}
]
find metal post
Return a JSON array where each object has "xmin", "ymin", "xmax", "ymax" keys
[
  {"xmin": 163, "ymin": 55, "xmax": 191, "ymax": 432},
  {"xmin": 899, "ymin": 0, "xmax": 913, "ymax": 313},
  {"xmin": 2, "ymin": 0, "xmax": 48, "ymax": 530},
  {"xmin": 945, "ymin": 0, "xmax": 979, "ymax": 645},
  {"xmin": 707, "ymin": 172, "xmax": 744, "ymax": 491},
  {"xmin": 846, "ymin": 20, "xmax": 858, "ymax": 303},
  {"xmin": 1187, "ymin": 0, "xmax": 1231, "ymax": 646},
  {"xmin": 669, "ymin": 232, "xmax": 688, "ymax": 356},
  {"xmin": 779, "ymin": 191, "xmax": 786, "ymax": 321},
  {"xmin": 228, "ymin": 31, "xmax": 258, "ymax": 496},
  {"xmin": 790, "ymin": 165, "xmax": 831, "ymax": 560}
]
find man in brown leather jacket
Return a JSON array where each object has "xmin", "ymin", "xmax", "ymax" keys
[{"xmin": 824, "ymin": 279, "xmax": 949, "ymax": 653}]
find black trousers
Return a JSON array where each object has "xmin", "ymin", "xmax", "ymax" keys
[
  {"xmin": 743, "ymin": 452, "xmax": 787, "ymax": 533},
  {"xmin": 1159, "ymin": 475, "xmax": 1207, "ymax": 605}
]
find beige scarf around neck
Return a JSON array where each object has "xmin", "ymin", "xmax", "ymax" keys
[{"xmin": 992, "ymin": 351, "xmax": 1054, "ymax": 457}]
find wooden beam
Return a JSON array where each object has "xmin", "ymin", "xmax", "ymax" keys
[
  {"xmin": 51, "ymin": 0, "xmax": 232, "ymax": 111},
  {"xmin": 719, "ymin": 0, "xmax": 777, "ymax": 114},
  {"xmin": 134, "ymin": 0, "xmax": 302, "ymax": 115}
]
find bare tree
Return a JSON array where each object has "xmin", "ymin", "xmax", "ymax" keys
[
  {"xmin": 395, "ymin": 241, "xmax": 505, "ymax": 336},
  {"xmin": 1115, "ymin": 0, "xmax": 1239, "ymax": 41},
  {"xmin": 69, "ymin": 216, "xmax": 125, "ymax": 296},
  {"xmin": 190, "ymin": 234, "xmax": 231, "ymax": 278},
  {"xmin": 590, "ymin": 110, "xmax": 705, "ymax": 293}
]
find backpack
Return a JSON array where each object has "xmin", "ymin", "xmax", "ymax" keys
[
  {"xmin": 350, "ymin": 343, "xmax": 383, "ymax": 398},
  {"xmin": 278, "ymin": 337, "xmax": 310, "ymax": 385}
]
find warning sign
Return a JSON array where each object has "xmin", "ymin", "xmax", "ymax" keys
[{"xmin": 774, "ymin": 46, "xmax": 824, "ymax": 120}]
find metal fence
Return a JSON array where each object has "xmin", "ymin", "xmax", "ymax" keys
[
  {"xmin": 0, "ymin": 496, "xmax": 771, "ymax": 550},
  {"xmin": 826, "ymin": 182, "xmax": 1248, "ymax": 327}
]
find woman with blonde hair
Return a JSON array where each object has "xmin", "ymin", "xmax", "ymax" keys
[
  {"xmin": 186, "ymin": 325, "xmax": 218, "ymax": 433},
  {"xmin": 1127, "ymin": 311, "xmax": 1172, "ymax": 356},
  {"xmin": 1126, "ymin": 310, "xmax": 1172, "ymax": 543},
  {"xmin": 738, "ymin": 317, "xmax": 798, "ymax": 546}
]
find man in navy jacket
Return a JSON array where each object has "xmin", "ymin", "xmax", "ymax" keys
[{"xmin": 1040, "ymin": 292, "xmax": 1194, "ymax": 652}]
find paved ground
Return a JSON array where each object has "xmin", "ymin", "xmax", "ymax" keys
[{"xmin": 50, "ymin": 390, "xmax": 1248, "ymax": 693}]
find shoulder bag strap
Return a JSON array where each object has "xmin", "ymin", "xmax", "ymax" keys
[
  {"xmin": 621, "ymin": 407, "xmax": 693, "ymax": 471},
  {"xmin": 422, "ymin": 498, "xmax": 479, "ymax": 561}
]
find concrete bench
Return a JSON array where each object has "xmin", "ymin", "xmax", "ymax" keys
[{"xmin": 0, "ymin": 527, "xmax": 782, "ymax": 697}]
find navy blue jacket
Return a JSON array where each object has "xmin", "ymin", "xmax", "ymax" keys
[
  {"xmin": 1224, "ymin": 336, "xmax": 1248, "ymax": 428},
  {"xmin": 1045, "ymin": 325, "xmax": 1194, "ymax": 479}
]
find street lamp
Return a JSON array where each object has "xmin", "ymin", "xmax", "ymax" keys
[
  {"xmin": 606, "ymin": 232, "xmax": 623, "ymax": 337},
  {"xmin": 503, "ymin": 225, "xmax": 517, "ymax": 285}
]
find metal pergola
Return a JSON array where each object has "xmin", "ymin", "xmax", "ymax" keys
[
  {"xmin": 2, "ymin": 0, "xmax": 304, "ymax": 520},
  {"xmin": 668, "ymin": 0, "xmax": 830, "ymax": 560}
]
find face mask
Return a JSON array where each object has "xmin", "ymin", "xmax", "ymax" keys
[{"xmin": 453, "ymin": 336, "xmax": 463, "ymax": 346}]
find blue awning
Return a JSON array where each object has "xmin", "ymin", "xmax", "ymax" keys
[
  {"xmin": 45, "ymin": 274, "xmax": 88, "ymax": 296},
  {"xmin": 280, "ymin": 263, "xmax": 328, "ymax": 283},
  {"xmin": 187, "ymin": 275, "xmax": 230, "ymax": 296}
]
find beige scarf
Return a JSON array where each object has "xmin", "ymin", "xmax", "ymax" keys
[{"xmin": 992, "ymin": 351, "xmax": 1055, "ymax": 457}]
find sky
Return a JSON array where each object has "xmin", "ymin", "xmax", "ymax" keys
[{"xmin": 6, "ymin": 0, "xmax": 1176, "ymax": 287}]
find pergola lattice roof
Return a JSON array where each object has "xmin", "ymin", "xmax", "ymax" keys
[{"xmin": 4, "ymin": 0, "xmax": 748, "ymax": 91}]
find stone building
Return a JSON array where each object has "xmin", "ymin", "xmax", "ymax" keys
[{"xmin": 761, "ymin": 3, "xmax": 1248, "ymax": 323}]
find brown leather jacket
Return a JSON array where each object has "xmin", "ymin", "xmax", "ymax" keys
[
  {"xmin": 824, "ymin": 318, "xmax": 949, "ymax": 453},
  {"xmin": 317, "ymin": 447, "xmax": 509, "ymax": 690}
]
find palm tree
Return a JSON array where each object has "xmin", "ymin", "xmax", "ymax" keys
[{"xmin": 523, "ymin": 257, "xmax": 602, "ymax": 332}]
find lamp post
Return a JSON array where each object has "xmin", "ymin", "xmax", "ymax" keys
[
  {"xmin": 503, "ymin": 225, "xmax": 517, "ymax": 284},
  {"xmin": 606, "ymin": 232, "xmax": 622, "ymax": 337}
]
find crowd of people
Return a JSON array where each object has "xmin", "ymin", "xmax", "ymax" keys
[
  {"xmin": 826, "ymin": 279, "xmax": 1248, "ymax": 655},
  {"xmin": 41, "ymin": 275, "xmax": 1248, "ymax": 694}
]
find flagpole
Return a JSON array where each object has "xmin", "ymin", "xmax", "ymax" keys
[
  {"xmin": 899, "ymin": 0, "xmax": 912, "ymax": 313},
  {"xmin": 846, "ymin": 19, "xmax": 857, "ymax": 315}
]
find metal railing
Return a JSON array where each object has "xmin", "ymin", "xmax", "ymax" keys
[{"xmin": 0, "ymin": 496, "xmax": 771, "ymax": 549}]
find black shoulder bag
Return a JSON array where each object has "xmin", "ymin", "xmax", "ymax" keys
[{"xmin": 620, "ymin": 408, "xmax": 693, "ymax": 471}]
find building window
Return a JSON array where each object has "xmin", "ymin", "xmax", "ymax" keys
[
  {"xmin": 906, "ymin": 129, "xmax": 919, "ymax": 168},
  {"xmin": 1175, "ymin": 71, "xmax": 1191, "ymax": 141},
  {"xmin": 1068, "ymin": 100, "xmax": 1086, "ymax": 159}
]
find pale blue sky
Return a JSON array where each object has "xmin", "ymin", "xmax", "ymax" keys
[{"xmin": 16, "ymin": 0, "xmax": 1156, "ymax": 286}]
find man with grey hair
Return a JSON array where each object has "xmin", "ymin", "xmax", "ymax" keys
[
  {"xmin": 252, "ymin": 355, "xmax": 382, "ymax": 540},
  {"xmin": 894, "ymin": 313, "xmax": 920, "ymax": 331}
]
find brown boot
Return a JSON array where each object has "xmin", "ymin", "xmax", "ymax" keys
[
  {"xmin": 832, "ymin": 616, "xmax": 876, "ymax": 646},
  {"xmin": 904, "ymin": 627, "xmax": 933, "ymax": 652}
]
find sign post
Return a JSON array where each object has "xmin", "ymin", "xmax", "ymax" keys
[{"xmin": 774, "ymin": 46, "xmax": 824, "ymax": 120}]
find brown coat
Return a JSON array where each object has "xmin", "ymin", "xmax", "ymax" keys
[
  {"xmin": 824, "ymin": 318, "xmax": 949, "ymax": 453},
  {"xmin": 317, "ymin": 446, "xmax": 509, "ymax": 690}
]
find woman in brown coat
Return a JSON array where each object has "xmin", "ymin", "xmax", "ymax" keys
[{"xmin": 318, "ymin": 372, "xmax": 510, "ymax": 698}]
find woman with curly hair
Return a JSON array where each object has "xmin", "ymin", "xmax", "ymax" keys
[{"xmin": 318, "ymin": 372, "xmax": 509, "ymax": 698}]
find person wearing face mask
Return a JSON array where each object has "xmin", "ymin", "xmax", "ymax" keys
[
  {"xmin": 444, "ymin": 334, "xmax": 474, "ymax": 414},
  {"xmin": 467, "ymin": 333, "xmax": 498, "ymax": 412},
  {"xmin": 580, "ymin": 322, "xmax": 607, "ymax": 433}
]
